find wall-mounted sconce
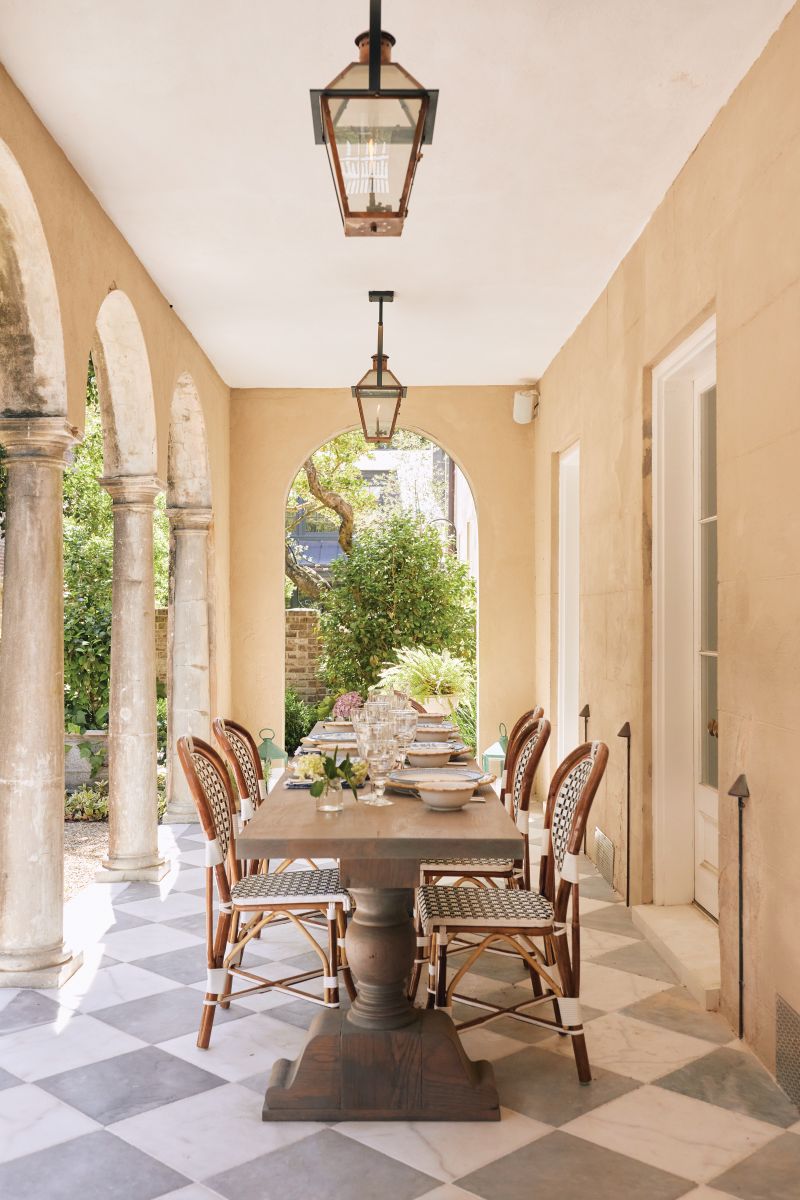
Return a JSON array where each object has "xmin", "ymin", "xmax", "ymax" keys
[{"xmin": 513, "ymin": 389, "xmax": 539, "ymax": 424}]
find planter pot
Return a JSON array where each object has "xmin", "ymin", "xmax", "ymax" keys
[
  {"xmin": 65, "ymin": 730, "xmax": 108, "ymax": 792},
  {"xmin": 420, "ymin": 695, "xmax": 460, "ymax": 717}
]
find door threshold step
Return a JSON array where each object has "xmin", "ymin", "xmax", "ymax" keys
[{"xmin": 631, "ymin": 903, "xmax": 720, "ymax": 1010}]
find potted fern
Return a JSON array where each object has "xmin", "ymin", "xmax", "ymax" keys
[{"xmin": 378, "ymin": 647, "xmax": 474, "ymax": 716}]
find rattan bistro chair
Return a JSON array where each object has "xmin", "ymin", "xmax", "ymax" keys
[
  {"xmin": 499, "ymin": 705, "xmax": 545, "ymax": 806},
  {"xmin": 213, "ymin": 717, "xmax": 317, "ymax": 875},
  {"xmin": 420, "ymin": 741, "xmax": 609, "ymax": 1084},
  {"xmin": 177, "ymin": 735, "xmax": 355, "ymax": 1049}
]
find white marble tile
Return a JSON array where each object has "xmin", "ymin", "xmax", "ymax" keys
[
  {"xmin": 0, "ymin": 1013, "xmax": 146, "ymax": 1081},
  {"xmin": 0, "ymin": 1083, "xmax": 100, "ymax": 1163},
  {"xmin": 336, "ymin": 1106, "xmax": 549, "ymax": 1182},
  {"xmin": 579, "ymin": 926, "xmax": 639, "ymax": 959},
  {"xmin": 168, "ymin": 867, "xmax": 208, "ymax": 893},
  {"xmin": 677, "ymin": 1189, "xmax": 749, "ymax": 1199},
  {"xmin": 540, "ymin": 1011, "xmax": 717, "ymax": 1083},
  {"xmin": 577, "ymin": 897, "xmax": 616, "ymax": 914},
  {"xmin": 178, "ymin": 848, "xmax": 211, "ymax": 867},
  {"xmin": 57, "ymin": 962, "xmax": 183, "ymax": 1013},
  {"xmin": 417, "ymin": 1188, "xmax": 486, "ymax": 1200},
  {"xmin": 576, "ymin": 961, "xmax": 673, "ymax": 1011},
  {"xmin": 458, "ymin": 1026, "xmax": 530, "ymax": 1064},
  {"xmin": 157, "ymin": 1188, "xmax": 228, "ymax": 1200},
  {"xmin": 110, "ymin": 1081, "xmax": 315, "ymax": 1179},
  {"xmin": 100, "ymin": 923, "xmax": 204, "ymax": 963},
  {"xmin": 116, "ymin": 891, "xmax": 206, "ymax": 922},
  {"xmin": 159, "ymin": 1013, "xmax": 307, "ymax": 1081},
  {"xmin": 0, "ymin": 989, "xmax": 21, "ymax": 1017},
  {"xmin": 563, "ymin": 1085, "xmax": 781, "ymax": 1182}
]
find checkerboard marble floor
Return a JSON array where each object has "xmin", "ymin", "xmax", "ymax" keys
[{"xmin": 1, "ymin": 816, "xmax": 798, "ymax": 1200}]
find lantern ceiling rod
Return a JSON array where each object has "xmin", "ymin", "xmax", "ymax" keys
[
  {"xmin": 368, "ymin": 0, "xmax": 381, "ymax": 92},
  {"xmin": 369, "ymin": 289, "xmax": 393, "ymax": 386}
]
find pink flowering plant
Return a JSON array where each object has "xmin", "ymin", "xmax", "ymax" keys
[{"xmin": 332, "ymin": 691, "xmax": 363, "ymax": 721}]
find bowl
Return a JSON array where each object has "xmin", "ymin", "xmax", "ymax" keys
[
  {"xmin": 414, "ymin": 722, "xmax": 458, "ymax": 742},
  {"xmin": 406, "ymin": 743, "xmax": 454, "ymax": 768},
  {"xmin": 417, "ymin": 784, "xmax": 475, "ymax": 811}
]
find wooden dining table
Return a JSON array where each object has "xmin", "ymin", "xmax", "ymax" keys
[{"xmin": 237, "ymin": 738, "xmax": 523, "ymax": 1123}]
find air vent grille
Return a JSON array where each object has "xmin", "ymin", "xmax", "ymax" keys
[
  {"xmin": 594, "ymin": 827, "xmax": 615, "ymax": 887},
  {"xmin": 776, "ymin": 993, "xmax": 800, "ymax": 1107}
]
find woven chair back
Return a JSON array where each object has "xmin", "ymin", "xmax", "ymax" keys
[
  {"xmin": 539, "ymin": 741, "xmax": 609, "ymax": 917},
  {"xmin": 177, "ymin": 735, "xmax": 241, "ymax": 895},
  {"xmin": 213, "ymin": 718, "xmax": 265, "ymax": 814}
]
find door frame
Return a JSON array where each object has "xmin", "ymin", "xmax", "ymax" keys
[
  {"xmin": 557, "ymin": 442, "xmax": 581, "ymax": 763},
  {"xmin": 651, "ymin": 317, "xmax": 716, "ymax": 906}
]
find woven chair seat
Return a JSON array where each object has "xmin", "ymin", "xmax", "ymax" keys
[
  {"xmin": 418, "ymin": 883, "xmax": 554, "ymax": 931},
  {"xmin": 420, "ymin": 856, "xmax": 515, "ymax": 872},
  {"xmin": 231, "ymin": 867, "xmax": 348, "ymax": 907}
]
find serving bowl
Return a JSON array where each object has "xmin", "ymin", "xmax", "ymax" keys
[
  {"xmin": 416, "ymin": 782, "xmax": 476, "ymax": 811},
  {"xmin": 406, "ymin": 742, "xmax": 458, "ymax": 768},
  {"xmin": 414, "ymin": 721, "xmax": 459, "ymax": 742}
]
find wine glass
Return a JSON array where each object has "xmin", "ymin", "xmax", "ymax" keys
[
  {"xmin": 363, "ymin": 735, "xmax": 397, "ymax": 807},
  {"xmin": 392, "ymin": 709, "xmax": 418, "ymax": 766}
]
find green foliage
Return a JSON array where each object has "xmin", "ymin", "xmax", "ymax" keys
[
  {"xmin": 284, "ymin": 688, "xmax": 317, "ymax": 753},
  {"xmin": 377, "ymin": 645, "xmax": 474, "ymax": 704},
  {"xmin": 65, "ymin": 778, "xmax": 167, "ymax": 822},
  {"xmin": 286, "ymin": 431, "xmax": 376, "ymax": 536},
  {"xmin": 62, "ymin": 361, "xmax": 169, "ymax": 732},
  {"xmin": 156, "ymin": 696, "xmax": 168, "ymax": 764},
  {"xmin": 455, "ymin": 685, "xmax": 477, "ymax": 751},
  {"xmin": 317, "ymin": 510, "xmax": 476, "ymax": 696},
  {"xmin": 0, "ymin": 443, "xmax": 7, "ymax": 536}
]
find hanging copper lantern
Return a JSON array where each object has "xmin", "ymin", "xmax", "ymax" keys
[
  {"xmin": 352, "ymin": 291, "xmax": 406, "ymax": 443},
  {"xmin": 310, "ymin": 0, "xmax": 438, "ymax": 237}
]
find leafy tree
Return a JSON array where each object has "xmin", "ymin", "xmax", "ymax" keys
[{"xmin": 317, "ymin": 510, "xmax": 476, "ymax": 696}]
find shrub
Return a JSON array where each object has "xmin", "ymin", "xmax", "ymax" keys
[
  {"xmin": 64, "ymin": 779, "xmax": 168, "ymax": 822},
  {"xmin": 284, "ymin": 689, "xmax": 317, "ymax": 753},
  {"xmin": 317, "ymin": 511, "xmax": 476, "ymax": 696},
  {"xmin": 377, "ymin": 646, "xmax": 474, "ymax": 704}
]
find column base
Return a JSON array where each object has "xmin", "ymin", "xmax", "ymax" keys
[
  {"xmin": 263, "ymin": 1007, "xmax": 500, "ymax": 1122},
  {"xmin": 0, "ymin": 948, "xmax": 84, "ymax": 990},
  {"xmin": 161, "ymin": 803, "xmax": 199, "ymax": 825},
  {"xmin": 96, "ymin": 856, "xmax": 169, "ymax": 883}
]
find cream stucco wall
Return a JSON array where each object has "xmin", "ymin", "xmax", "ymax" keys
[
  {"xmin": 229, "ymin": 387, "xmax": 536, "ymax": 757},
  {"xmin": 0, "ymin": 65, "xmax": 232, "ymax": 711},
  {"xmin": 532, "ymin": 3, "xmax": 800, "ymax": 1069}
]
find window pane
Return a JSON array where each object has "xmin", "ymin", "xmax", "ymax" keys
[
  {"xmin": 701, "ymin": 520, "xmax": 718, "ymax": 652},
  {"xmin": 700, "ymin": 385, "xmax": 717, "ymax": 519},
  {"xmin": 701, "ymin": 653, "xmax": 718, "ymax": 788}
]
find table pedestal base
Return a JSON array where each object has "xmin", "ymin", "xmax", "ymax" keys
[{"xmin": 263, "ymin": 1007, "xmax": 500, "ymax": 1121}]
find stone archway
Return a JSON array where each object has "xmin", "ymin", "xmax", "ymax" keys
[
  {"xmin": 0, "ymin": 140, "xmax": 79, "ymax": 986},
  {"xmin": 91, "ymin": 289, "xmax": 165, "ymax": 881},
  {"xmin": 163, "ymin": 372, "xmax": 214, "ymax": 823}
]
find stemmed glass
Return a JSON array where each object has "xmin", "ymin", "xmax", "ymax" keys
[
  {"xmin": 392, "ymin": 708, "xmax": 418, "ymax": 767},
  {"xmin": 362, "ymin": 735, "xmax": 397, "ymax": 807}
]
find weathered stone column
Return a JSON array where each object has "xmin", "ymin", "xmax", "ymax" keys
[
  {"xmin": 0, "ymin": 416, "xmax": 82, "ymax": 987},
  {"xmin": 97, "ymin": 476, "xmax": 167, "ymax": 881},
  {"xmin": 163, "ymin": 506, "xmax": 212, "ymax": 824}
]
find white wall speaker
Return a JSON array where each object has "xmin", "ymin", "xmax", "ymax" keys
[{"xmin": 513, "ymin": 389, "xmax": 537, "ymax": 424}]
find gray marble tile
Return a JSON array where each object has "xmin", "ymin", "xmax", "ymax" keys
[
  {"xmin": 113, "ymin": 882, "xmax": 164, "ymax": 903},
  {"xmin": 488, "ymin": 1005, "xmax": 605, "ymax": 1046},
  {"xmin": 710, "ymin": 1131, "xmax": 800, "ymax": 1200},
  {"xmin": 0, "ymin": 1130, "xmax": 188, "ymax": 1199},
  {"xmin": 0, "ymin": 990, "xmax": 64, "ymax": 1035},
  {"xmin": 458, "ymin": 1130, "xmax": 693, "ymax": 1200},
  {"xmin": 38, "ymin": 1045, "xmax": 223, "ymax": 1124},
  {"xmin": 580, "ymin": 904, "xmax": 645, "ymax": 939},
  {"xmin": 623, "ymin": 986, "xmax": 737, "ymax": 1044},
  {"xmin": 491, "ymin": 1044, "xmax": 640, "ymax": 1124},
  {"xmin": 457, "ymin": 952, "xmax": 531, "ymax": 985},
  {"xmin": 163, "ymin": 912, "xmax": 209, "ymax": 938},
  {"xmin": 91, "ymin": 985, "xmax": 246, "ymax": 1043},
  {"xmin": 592, "ymin": 939, "xmax": 680, "ymax": 984},
  {"xmin": 208, "ymin": 1127, "xmax": 438, "ymax": 1200},
  {"xmin": 105, "ymin": 909, "xmax": 154, "ymax": 932},
  {"xmin": 578, "ymin": 875, "xmax": 622, "ymax": 903},
  {"xmin": 130, "ymin": 946, "xmax": 208, "ymax": 986},
  {"xmin": 658, "ymin": 1046, "xmax": 800, "ymax": 1128},
  {"xmin": 0, "ymin": 1065, "xmax": 21, "ymax": 1090}
]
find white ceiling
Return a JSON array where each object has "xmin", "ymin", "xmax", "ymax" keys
[{"xmin": 0, "ymin": 1, "xmax": 793, "ymax": 386}]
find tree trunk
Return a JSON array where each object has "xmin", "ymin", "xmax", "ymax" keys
[
  {"xmin": 303, "ymin": 458, "xmax": 354, "ymax": 554},
  {"xmin": 285, "ymin": 538, "xmax": 328, "ymax": 601}
]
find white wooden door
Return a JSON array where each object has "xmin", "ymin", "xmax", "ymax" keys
[{"xmin": 693, "ymin": 377, "xmax": 719, "ymax": 918}]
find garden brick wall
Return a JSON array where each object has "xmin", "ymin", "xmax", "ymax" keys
[
  {"xmin": 285, "ymin": 608, "xmax": 325, "ymax": 701},
  {"xmin": 155, "ymin": 607, "xmax": 168, "ymax": 686}
]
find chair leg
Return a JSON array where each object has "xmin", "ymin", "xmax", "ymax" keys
[
  {"xmin": 407, "ymin": 909, "xmax": 427, "ymax": 1002},
  {"xmin": 425, "ymin": 933, "xmax": 437, "ymax": 1009},
  {"xmin": 325, "ymin": 904, "xmax": 340, "ymax": 1007},
  {"xmin": 337, "ymin": 907, "xmax": 358, "ymax": 1001},
  {"xmin": 219, "ymin": 911, "xmax": 240, "ymax": 1009},
  {"xmin": 197, "ymin": 909, "xmax": 231, "ymax": 1049},
  {"xmin": 552, "ymin": 931, "xmax": 591, "ymax": 1085},
  {"xmin": 435, "ymin": 934, "xmax": 449, "ymax": 1010}
]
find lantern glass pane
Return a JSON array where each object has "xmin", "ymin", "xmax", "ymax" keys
[
  {"xmin": 358, "ymin": 394, "xmax": 398, "ymax": 441},
  {"xmin": 325, "ymin": 64, "xmax": 422, "ymax": 215}
]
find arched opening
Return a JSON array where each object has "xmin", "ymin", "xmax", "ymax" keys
[
  {"xmin": 282, "ymin": 426, "xmax": 478, "ymax": 754},
  {"xmin": 0, "ymin": 140, "xmax": 76, "ymax": 983},
  {"xmin": 163, "ymin": 372, "xmax": 214, "ymax": 823}
]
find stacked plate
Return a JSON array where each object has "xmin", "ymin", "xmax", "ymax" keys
[
  {"xmin": 387, "ymin": 766, "xmax": 492, "ymax": 811},
  {"xmin": 406, "ymin": 740, "xmax": 468, "ymax": 767}
]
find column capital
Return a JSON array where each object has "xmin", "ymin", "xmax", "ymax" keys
[
  {"xmin": 99, "ymin": 474, "xmax": 163, "ymax": 507},
  {"xmin": 167, "ymin": 506, "xmax": 213, "ymax": 532},
  {"xmin": 0, "ymin": 415, "xmax": 77, "ymax": 466}
]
